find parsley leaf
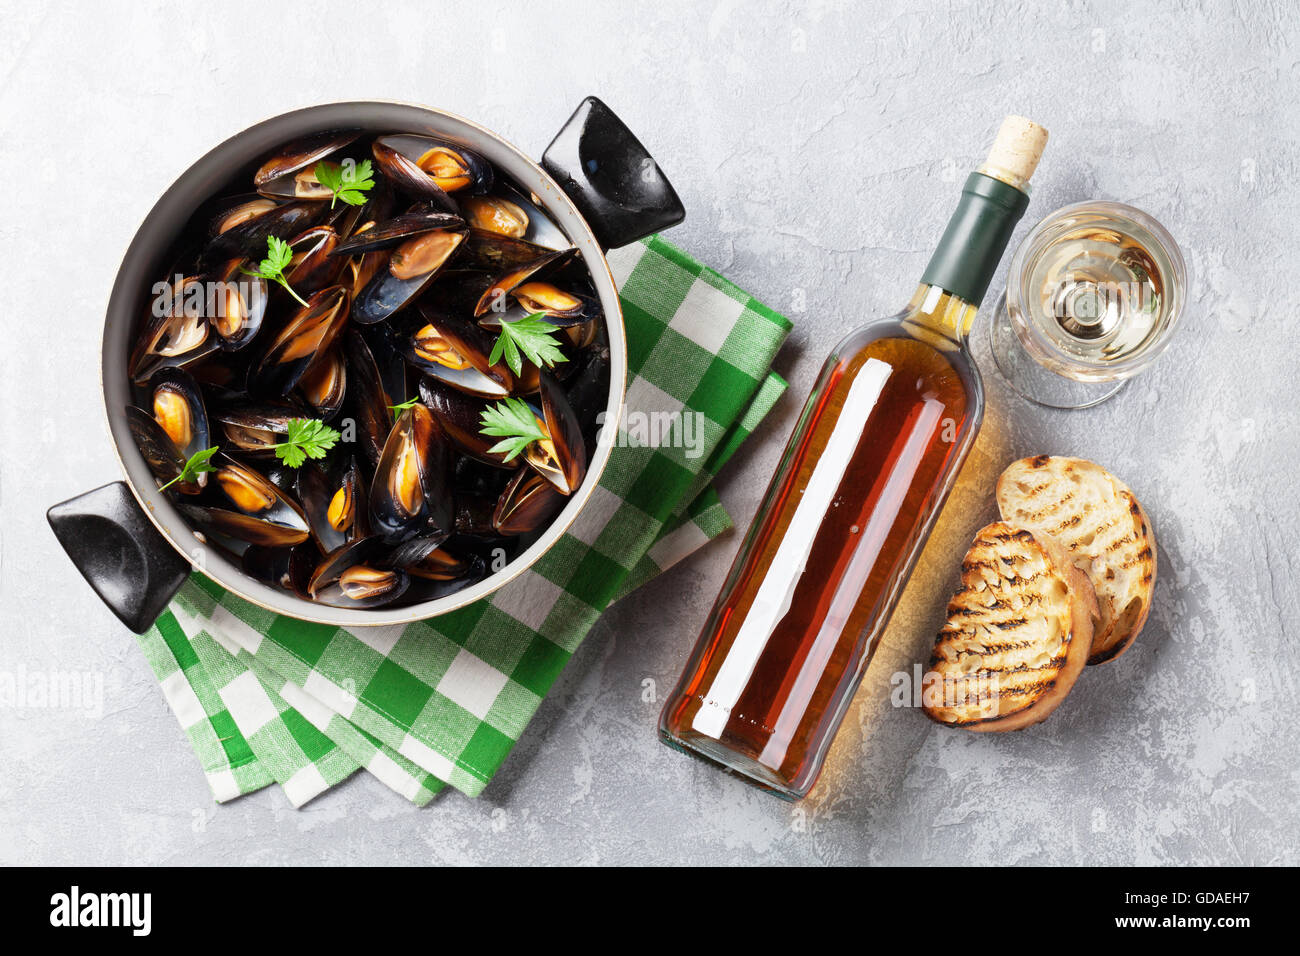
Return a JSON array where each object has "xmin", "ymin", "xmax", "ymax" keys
[
  {"xmin": 314, "ymin": 158, "xmax": 376, "ymax": 208},
  {"xmin": 271, "ymin": 418, "xmax": 341, "ymax": 468},
  {"xmin": 388, "ymin": 396, "xmax": 422, "ymax": 414},
  {"xmin": 157, "ymin": 446, "xmax": 219, "ymax": 493},
  {"xmin": 488, "ymin": 312, "xmax": 569, "ymax": 376},
  {"xmin": 241, "ymin": 236, "xmax": 308, "ymax": 307},
  {"xmin": 479, "ymin": 398, "xmax": 548, "ymax": 462}
]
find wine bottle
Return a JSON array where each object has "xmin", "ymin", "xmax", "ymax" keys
[{"xmin": 659, "ymin": 116, "xmax": 1049, "ymax": 799}]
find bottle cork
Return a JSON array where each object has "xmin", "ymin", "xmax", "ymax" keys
[{"xmin": 980, "ymin": 115, "xmax": 1049, "ymax": 188}]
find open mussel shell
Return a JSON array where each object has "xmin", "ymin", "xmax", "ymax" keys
[
  {"xmin": 252, "ymin": 285, "xmax": 350, "ymax": 396},
  {"xmin": 419, "ymin": 376, "xmax": 519, "ymax": 467},
  {"xmin": 373, "ymin": 134, "xmax": 492, "ymax": 201},
  {"xmin": 285, "ymin": 225, "xmax": 346, "ymax": 296},
  {"xmin": 206, "ymin": 454, "xmax": 311, "ymax": 543},
  {"xmin": 341, "ymin": 329, "xmax": 395, "ymax": 471},
  {"xmin": 368, "ymin": 404, "xmax": 454, "ymax": 544},
  {"xmin": 402, "ymin": 308, "xmax": 514, "ymax": 399},
  {"xmin": 148, "ymin": 367, "xmax": 211, "ymax": 463},
  {"xmin": 243, "ymin": 542, "xmax": 316, "ymax": 596},
  {"xmin": 307, "ymin": 536, "xmax": 410, "ymax": 609},
  {"xmin": 203, "ymin": 197, "xmax": 334, "ymax": 264},
  {"xmin": 352, "ymin": 229, "xmax": 465, "ymax": 325},
  {"xmin": 492, "ymin": 468, "xmax": 566, "ymax": 536},
  {"xmin": 521, "ymin": 372, "xmax": 589, "ymax": 495},
  {"xmin": 458, "ymin": 185, "xmax": 569, "ymax": 251},
  {"xmin": 332, "ymin": 203, "xmax": 464, "ymax": 256},
  {"xmin": 126, "ymin": 405, "xmax": 195, "ymax": 493},
  {"xmin": 211, "ymin": 398, "xmax": 302, "ymax": 457},
  {"xmin": 254, "ymin": 130, "xmax": 361, "ymax": 198},
  {"xmin": 130, "ymin": 274, "xmax": 216, "ymax": 383},
  {"xmin": 298, "ymin": 455, "xmax": 368, "ymax": 554},
  {"xmin": 203, "ymin": 258, "xmax": 268, "ymax": 351},
  {"xmin": 473, "ymin": 249, "xmax": 569, "ymax": 317},
  {"xmin": 296, "ymin": 344, "xmax": 347, "ymax": 420}
]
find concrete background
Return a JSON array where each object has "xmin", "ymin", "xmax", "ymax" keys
[{"xmin": 2, "ymin": 0, "xmax": 1297, "ymax": 865}]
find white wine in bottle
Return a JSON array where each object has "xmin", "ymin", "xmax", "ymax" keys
[{"xmin": 660, "ymin": 117, "xmax": 1049, "ymax": 799}]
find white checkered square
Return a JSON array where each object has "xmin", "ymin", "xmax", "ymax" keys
[
  {"xmin": 669, "ymin": 278, "xmax": 743, "ymax": 354},
  {"xmin": 491, "ymin": 569, "xmax": 564, "ymax": 631},
  {"xmin": 436, "ymin": 648, "xmax": 509, "ymax": 720}
]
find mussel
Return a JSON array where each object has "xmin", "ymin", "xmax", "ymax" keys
[
  {"xmin": 372, "ymin": 134, "xmax": 492, "ymax": 202},
  {"xmin": 298, "ymin": 455, "xmax": 368, "ymax": 554},
  {"xmin": 307, "ymin": 536, "xmax": 410, "ymax": 609},
  {"xmin": 130, "ymin": 274, "xmax": 215, "ymax": 383},
  {"xmin": 402, "ymin": 308, "xmax": 514, "ymax": 399},
  {"xmin": 203, "ymin": 196, "xmax": 333, "ymax": 263},
  {"xmin": 285, "ymin": 225, "xmax": 347, "ymax": 296},
  {"xmin": 492, "ymin": 469, "xmax": 566, "ymax": 536},
  {"xmin": 419, "ymin": 376, "xmax": 518, "ymax": 467},
  {"xmin": 148, "ymin": 368, "xmax": 211, "ymax": 463},
  {"xmin": 252, "ymin": 285, "xmax": 350, "ymax": 395},
  {"xmin": 519, "ymin": 372, "xmax": 589, "ymax": 495},
  {"xmin": 368, "ymin": 404, "xmax": 453, "ymax": 543},
  {"xmin": 254, "ymin": 130, "xmax": 361, "ymax": 200},
  {"xmin": 352, "ymin": 228, "xmax": 465, "ymax": 325},
  {"xmin": 182, "ymin": 455, "xmax": 311, "ymax": 549}
]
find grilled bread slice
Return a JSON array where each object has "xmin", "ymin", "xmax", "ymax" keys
[
  {"xmin": 996, "ymin": 455, "xmax": 1156, "ymax": 664},
  {"xmin": 922, "ymin": 522, "xmax": 1098, "ymax": 731}
]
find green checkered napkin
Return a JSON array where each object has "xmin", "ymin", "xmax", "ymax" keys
[{"xmin": 135, "ymin": 236, "xmax": 791, "ymax": 804}]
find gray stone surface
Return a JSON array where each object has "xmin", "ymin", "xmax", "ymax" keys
[{"xmin": 2, "ymin": 1, "xmax": 1297, "ymax": 865}]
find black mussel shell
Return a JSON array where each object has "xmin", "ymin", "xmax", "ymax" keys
[
  {"xmin": 307, "ymin": 536, "xmax": 410, "ymax": 609},
  {"xmin": 418, "ymin": 375, "xmax": 518, "ymax": 467},
  {"xmin": 252, "ymin": 285, "xmax": 350, "ymax": 396},
  {"xmin": 206, "ymin": 454, "xmax": 311, "ymax": 545},
  {"xmin": 352, "ymin": 229, "xmax": 465, "ymax": 325},
  {"xmin": 523, "ymin": 371, "xmax": 589, "ymax": 495},
  {"xmin": 373, "ymin": 134, "xmax": 492, "ymax": 200},
  {"xmin": 148, "ymin": 367, "xmax": 211, "ymax": 463},
  {"xmin": 243, "ymin": 542, "xmax": 317, "ymax": 595},
  {"xmin": 204, "ymin": 197, "xmax": 334, "ymax": 264},
  {"xmin": 126, "ymin": 405, "xmax": 194, "ymax": 493},
  {"xmin": 457, "ymin": 185, "xmax": 570, "ymax": 253},
  {"xmin": 332, "ymin": 203, "xmax": 464, "ymax": 256},
  {"xmin": 130, "ymin": 274, "xmax": 216, "ymax": 383},
  {"xmin": 296, "ymin": 344, "xmax": 347, "ymax": 420},
  {"xmin": 402, "ymin": 308, "xmax": 513, "ymax": 399},
  {"xmin": 285, "ymin": 225, "xmax": 346, "ymax": 296},
  {"xmin": 342, "ymin": 328, "xmax": 394, "ymax": 471},
  {"xmin": 254, "ymin": 130, "xmax": 361, "ymax": 195},
  {"xmin": 492, "ymin": 468, "xmax": 566, "ymax": 536},
  {"xmin": 298, "ymin": 455, "xmax": 368, "ymax": 555},
  {"xmin": 473, "ymin": 249, "xmax": 569, "ymax": 317},
  {"xmin": 368, "ymin": 404, "xmax": 454, "ymax": 544},
  {"xmin": 204, "ymin": 258, "xmax": 269, "ymax": 351}
]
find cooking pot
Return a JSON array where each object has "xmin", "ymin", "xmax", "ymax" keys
[{"xmin": 48, "ymin": 98, "xmax": 683, "ymax": 633}]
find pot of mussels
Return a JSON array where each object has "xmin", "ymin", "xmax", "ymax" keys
[{"xmin": 47, "ymin": 99, "xmax": 684, "ymax": 632}]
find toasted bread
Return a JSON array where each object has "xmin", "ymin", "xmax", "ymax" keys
[
  {"xmin": 922, "ymin": 522, "xmax": 1098, "ymax": 731},
  {"xmin": 996, "ymin": 456, "xmax": 1156, "ymax": 664}
]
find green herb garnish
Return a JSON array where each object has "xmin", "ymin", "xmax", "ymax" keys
[
  {"xmin": 388, "ymin": 396, "xmax": 422, "ymax": 414},
  {"xmin": 272, "ymin": 418, "xmax": 341, "ymax": 468},
  {"xmin": 488, "ymin": 312, "xmax": 569, "ymax": 376},
  {"xmin": 479, "ymin": 398, "xmax": 548, "ymax": 462},
  {"xmin": 314, "ymin": 158, "xmax": 376, "ymax": 208},
  {"xmin": 158, "ymin": 446, "xmax": 219, "ymax": 493},
  {"xmin": 242, "ymin": 236, "xmax": 308, "ymax": 307}
]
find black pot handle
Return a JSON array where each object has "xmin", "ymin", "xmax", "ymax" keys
[
  {"xmin": 542, "ymin": 96, "xmax": 685, "ymax": 251},
  {"xmin": 47, "ymin": 482, "xmax": 191, "ymax": 634}
]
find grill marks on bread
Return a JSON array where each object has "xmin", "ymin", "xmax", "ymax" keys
[
  {"xmin": 923, "ymin": 522, "xmax": 1098, "ymax": 731},
  {"xmin": 996, "ymin": 456, "xmax": 1156, "ymax": 664}
]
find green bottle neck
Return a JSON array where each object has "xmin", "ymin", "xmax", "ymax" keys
[{"xmin": 919, "ymin": 170, "xmax": 1031, "ymax": 317}]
